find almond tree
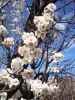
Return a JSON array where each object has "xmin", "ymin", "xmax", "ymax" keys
[{"xmin": 0, "ymin": 0, "xmax": 75, "ymax": 100}]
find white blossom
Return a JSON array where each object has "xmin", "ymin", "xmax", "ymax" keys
[
  {"xmin": 22, "ymin": 32, "xmax": 38, "ymax": 49},
  {"xmin": 34, "ymin": 15, "xmax": 52, "ymax": 32},
  {"xmin": 26, "ymin": 36, "xmax": 38, "ymax": 49},
  {"xmin": 30, "ymin": 79, "xmax": 43, "ymax": 97},
  {"xmin": 41, "ymin": 82, "xmax": 50, "ymax": 97},
  {"xmin": 49, "ymin": 84, "xmax": 59, "ymax": 93},
  {"xmin": 30, "ymin": 79, "xmax": 59, "ymax": 98},
  {"xmin": 11, "ymin": 57, "xmax": 24, "ymax": 73},
  {"xmin": 21, "ymin": 69, "xmax": 35, "ymax": 79},
  {"xmin": 44, "ymin": 3, "xmax": 56, "ymax": 14},
  {"xmin": 34, "ymin": 9, "xmax": 55, "ymax": 40},
  {"xmin": 48, "ymin": 79, "xmax": 59, "ymax": 93},
  {"xmin": 22, "ymin": 55, "xmax": 33, "ymax": 65},
  {"xmin": 9, "ymin": 78, "xmax": 20, "ymax": 88},
  {"xmin": 37, "ymin": 21, "xmax": 50, "ymax": 32},
  {"xmin": 53, "ymin": 52, "xmax": 64, "ymax": 62},
  {"xmin": 0, "ymin": 25, "xmax": 9, "ymax": 36},
  {"xmin": 18, "ymin": 45, "xmax": 30, "ymax": 57},
  {"xmin": 35, "ymin": 31, "xmax": 47, "ymax": 40},
  {"xmin": 3, "ymin": 37, "xmax": 14, "ymax": 47},
  {"xmin": 22, "ymin": 32, "xmax": 33, "ymax": 41},
  {"xmin": 18, "ymin": 45, "xmax": 35, "ymax": 64},
  {"xmin": 20, "ymin": 47, "xmax": 41, "ymax": 64}
]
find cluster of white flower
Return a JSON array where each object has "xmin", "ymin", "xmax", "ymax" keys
[
  {"xmin": 18, "ymin": 45, "xmax": 41, "ymax": 65},
  {"xmin": 34, "ymin": 3, "xmax": 56, "ymax": 40},
  {"xmin": 44, "ymin": 3, "xmax": 56, "ymax": 14},
  {"xmin": 21, "ymin": 69, "xmax": 35, "ymax": 79},
  {"xmin": 53, "ymin": 52, "xmax": 64, "ymax": 62},
  {"xmin": 11, "ymin": 57, "xmax": 24, "ymax": 73},
  {"xmin": 52, "ymin": 52, "xmax": 64, "ymax": 74},
  {"xmin": 18, "ymin": 45, "xmax": 32, "ymax": 64},
  {"xmin": 0, "ymin": 69, "xmax": 20, "ymax": 88},
  {"xmin": 9, "ymin": 78, "xmax": 20, "ymax": 88},
  {"xmin": 30, "ymin": 79, "xmax": 58, "ymax": 98},
  {"xmin": 17, "ymin": 31, "xmax": 41, "ymax": 65},
  {"xmin": 30, "ymin": 79, "xmax": 43, "ymax": 97},
  {"xmin": 2, "ymin": 37, "xmax": 14, "ymax": 47},
  {"xmin": 0, "ymin": 25, "xmax": 9, "ymax": 36},
  {"xmin": 18, "ymin": 45, "xmax": 30, "ymax": 57},
  {"xmin": 22, "ymin": 32, "xmax": 38, "ymax": 49}
]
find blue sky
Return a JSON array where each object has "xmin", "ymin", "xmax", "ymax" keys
[{"xmin": 63, "ymin": 44, "xmax": 75, "ymax": 59}]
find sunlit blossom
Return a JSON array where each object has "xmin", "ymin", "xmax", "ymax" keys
[
  {"xmin": 21, "ymin": 69, "xmax": 35, "ymax": 79},
  {"xmin": 53, "ymin": 52, "xmax": 64, "ymax": 62},
  {"xmin": 18, "ymin": 45, "xmax": 30, "ymax": 57},
  {"xmin": 22, "ymin": 32, "xmax": 38, "ymax": 49},
  {"xmin": 3, "ymin": 37, "xmax": 14, "ymax": 47},
  {"xmin": 11, "ymin": 57, "xmax": 24, "ymax": 73},
  {"xmin": 9, "ymin": 78, "xmax": 20, "ymax": 88}
]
